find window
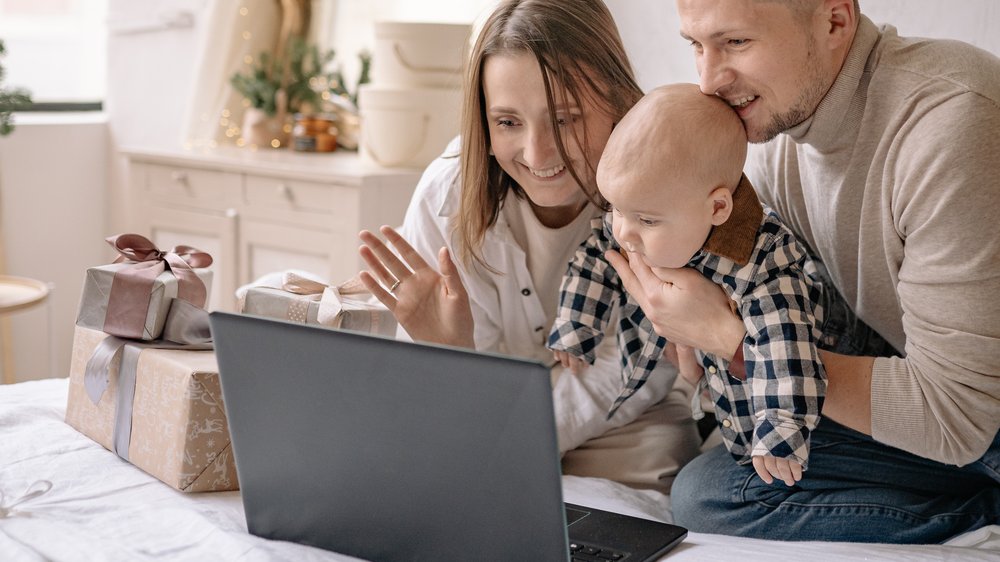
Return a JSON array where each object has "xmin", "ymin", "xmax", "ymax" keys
[{"xmin": 0, "ymin": 0, "xmax": 107, "ymax": 109}]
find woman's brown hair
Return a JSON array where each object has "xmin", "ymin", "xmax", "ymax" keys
[{"xmin": 457, "ymin": 0, "xmax": 642, "ymax": 269}]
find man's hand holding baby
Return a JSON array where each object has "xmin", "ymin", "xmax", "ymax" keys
[{"xmin": 607, "ymin": 249, "xmax": 745, "ymax": 360}]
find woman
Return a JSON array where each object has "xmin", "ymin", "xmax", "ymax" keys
[{"xmin": 358, "ymin": 0, "xmax": 700, "ymax": 493}]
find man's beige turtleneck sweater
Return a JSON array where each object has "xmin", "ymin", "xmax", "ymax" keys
[{"xmin": 747, "ymin": 15, "xmax": 1000, "ymax": 465}]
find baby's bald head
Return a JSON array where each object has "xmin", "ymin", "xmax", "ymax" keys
[{"xmin": 598, "ymin": 83, "xmax": 747, "ymax": 201}]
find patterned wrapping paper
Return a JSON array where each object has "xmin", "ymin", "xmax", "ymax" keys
[
  {"xmin": 75, "ymin": 265, "xmax": 214, "ymax": 342},
  {"xmin": 65, "ymin": 326, "xmax": 239, "ymax": 493},
  {"xmin": 240, "ymin": 276, "xmax": 397, "ymax": 337}
]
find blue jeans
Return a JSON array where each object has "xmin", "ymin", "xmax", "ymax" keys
[
  {"xmin": 671, "ymin": 277, "xmax": 1000, "ymax": 543},
  {"xmin": 671, "ymin": 418, "xmax": 1000, "ymax": 542}
]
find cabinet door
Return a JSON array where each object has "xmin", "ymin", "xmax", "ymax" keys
[
  {"xmin": 143, "ymin": 205, "xmax": 239, "ymax": 312},
  {"xmin": 239, "ymin": 220, "xmax": 351, "ymax": 285}
]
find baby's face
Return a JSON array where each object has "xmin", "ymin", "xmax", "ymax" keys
[{"xmin": 601, "ymin": 174, "xmax": 715, "ymax": 270}]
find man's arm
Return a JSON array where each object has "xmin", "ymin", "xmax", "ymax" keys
[
  {"xmin": 869, "ymin": 92, "xmax": 1000, "ymax": 464},
  {"xmin": 611, "ymin": 249, "xmax": 877, "ymax": 435},
  {"xmin": 818, "ymin": 351, "xmax": 874, "ymax": 434}
]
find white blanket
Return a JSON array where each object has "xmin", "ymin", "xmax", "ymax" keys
[{"xmin": 1, "ymin": 378, "xmax": 997, "ymax": 561}]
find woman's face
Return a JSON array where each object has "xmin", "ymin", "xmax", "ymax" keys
[{"xmin": 482, "ymin": 52, "xmax": 614, "ymax": 221}]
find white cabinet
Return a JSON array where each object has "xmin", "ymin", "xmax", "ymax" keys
[
  {"xmin": 142, "ymin": 205, "xmax": 238, "ymax": 314},
  {"xmin": 123, "ymin": 147, "xmax": 421, "ymax": 311}
]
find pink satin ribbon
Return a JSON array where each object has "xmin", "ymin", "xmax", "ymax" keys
[
  {"xmin": 281, "ymin": 273, "xmax": 330, "ymax": 296},
  {"xmin": 280, "ymin": 272, "xmax": 375, "ymax": 328},
  {"xmin": 103, "ymin": 233, "xmax": 213, "ymax": 339},
  {"xmin": 282, "ymin": 272, "xmax": 367, "ymax": 297}
]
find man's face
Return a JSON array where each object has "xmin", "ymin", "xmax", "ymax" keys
[{"xmin": 676, "ymin": 0, "xmax": 833, "ymax": 142}]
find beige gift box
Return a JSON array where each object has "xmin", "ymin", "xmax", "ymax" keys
[{"xmin": 65, "ymin": 326, "xmax": 239, "ymax": 492}]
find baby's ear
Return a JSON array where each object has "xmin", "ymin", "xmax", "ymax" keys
[{"xmin": 709, "ymin": 186, "xmax": 733, "ymax": 226}]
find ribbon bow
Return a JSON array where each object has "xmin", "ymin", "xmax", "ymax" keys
[
  {"xmin": 280, "ymin": 271, "xmax": 357, "ymax": 326},
  {"xmin": 103, "ymin": 233, "xmax": 213, "ymax": 339},
  {"xmin": 0, "ymin": 480, "xmax": 53, "ymax": 519},
  {"xmin": 282, "ymin": 271, "xmax": 369, "ymax": 296},
  {"xmin": 281, "ymin": 272, "xmax": 332, "ymax": 297}
]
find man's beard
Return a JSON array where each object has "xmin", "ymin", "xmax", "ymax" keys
[{"xmin": 750, "ymin": 43, "xmax": 829, "ymax": 143}]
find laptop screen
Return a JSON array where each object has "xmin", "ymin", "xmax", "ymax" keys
[{"xmin": 210, "ymin": 312, "xmax": 570, "ymax": 561}]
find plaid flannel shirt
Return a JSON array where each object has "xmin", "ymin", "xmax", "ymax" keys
[{"xmin": 548, "ymin": 176, "xmax": 826, "ymax": 467}]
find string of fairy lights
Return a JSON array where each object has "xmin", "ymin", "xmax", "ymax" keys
[
  {"xmin": 184, "ymin": 1, "xmax": 355, "ymax": 152},
  {"xmin": 185, "ymin": 2, "xmax": 281, "ymax": 151}
]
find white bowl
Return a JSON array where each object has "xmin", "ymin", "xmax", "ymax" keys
[
  {"xmin": 358, "ymin": 84, "xmax": 463, "ymax": 169},
  {"xmin": 373, "ymin": 21, "xmax": 471, "ymax": 88}
]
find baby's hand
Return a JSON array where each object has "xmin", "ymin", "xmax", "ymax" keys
[
  {"xmin": 552, "ymin": 350, "xmax": 587, "ymax": 375},
  {"xmin": 663, "ymin": 343, "xmax": 703, "ymax": 386},
  {"xmin": 752, "ymin": 455, "xmax": 803, "ymax": 487}
]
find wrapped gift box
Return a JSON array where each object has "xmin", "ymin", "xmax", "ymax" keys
[
  {"xmin": 239, "ymin": 275, "xmax": 397, "ymax": 337},
  {"xmin": 65, "ymin": 326, "xmax": 238, "ymax": 492},
  {"xmin": 76, "ymin": 263, "xmax": 213, "ymax": 342}
]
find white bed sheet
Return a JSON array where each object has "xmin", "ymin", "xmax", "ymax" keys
[{"xmin": 1, "ymin": 378, "xmax": 997, "ymax": 561}]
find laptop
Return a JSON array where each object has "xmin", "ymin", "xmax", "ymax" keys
[{"xmin": 209, "ymin": 312, "xmax": 687, "ymax": 561}]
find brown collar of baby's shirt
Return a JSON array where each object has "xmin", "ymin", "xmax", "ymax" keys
[{"xmin": 701, "ymin": 174, "xmax": 763, "ymax": 266}]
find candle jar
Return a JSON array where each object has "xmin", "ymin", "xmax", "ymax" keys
[{"xmin": 292, "ymin": 114, "xmax": 338, "ymax": 152}]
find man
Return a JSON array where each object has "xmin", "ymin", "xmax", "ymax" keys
[{"xmin": 607, "ymin": 0, "xmax": 1000, "ymax": 543}]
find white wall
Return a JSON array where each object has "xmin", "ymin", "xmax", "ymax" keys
[
  {"xmin": 0, "ymin": 115, "xmax": 108, "ymax": 382},
  {"xmin": 606, "ymin": 0, "xmax": 1000, "ymax": 91},
  {"xmin": 105, "ymin": 0, "xmax": 210, "ymax": 236},
  {"xmin": 0, "ymin": 0, "xmax": 207, "ymax": 382},
  {"xmin": 106, "ymin": 0, "xmax": 1000, "ymax": 158}
]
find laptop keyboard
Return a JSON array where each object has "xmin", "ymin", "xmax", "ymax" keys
[{"xmin": 569, "ymin": 541, "xmax": 627, "ymax": 561}]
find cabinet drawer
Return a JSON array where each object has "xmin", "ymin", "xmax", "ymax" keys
[
  {"xmin": 244, "ymin": 175, "xmax": 361, "ymax": 230},
  {"xmin": 244, "ymin": 175, "xmax": 339, "ymax": 214},
  {"xmin": 145, "ymin": 163, "xmax": 241, "ymax": 210}
]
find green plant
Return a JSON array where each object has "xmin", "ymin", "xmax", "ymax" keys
[
  {"xmin": 0, "ymin": 39, "xmax": 32, "ymax": 136},
  {"xmin": 230, "ymin": 37, "xmax": 335, "ymax": 117},
  {"xmin": 326, "ymin": 50, "xmax": 372, "ymax": 107}
]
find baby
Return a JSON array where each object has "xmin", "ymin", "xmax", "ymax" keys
[{"xmin": 548, "ymin": 83, "xmax": 826, "ymax": 486}]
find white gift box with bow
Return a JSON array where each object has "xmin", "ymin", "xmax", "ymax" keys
[{"xmin": 237, "ymin": 270, "xmax": 397, "ymax": 337}]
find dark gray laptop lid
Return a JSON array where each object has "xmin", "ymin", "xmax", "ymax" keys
[{"xmin": 210, "ymin": 312, "xmax": 569, "ymax": 561}]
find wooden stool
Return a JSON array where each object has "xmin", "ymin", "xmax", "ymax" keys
[{"xmin": 0, "ymin": 275, "xmax": 50, "ymax": 384}]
